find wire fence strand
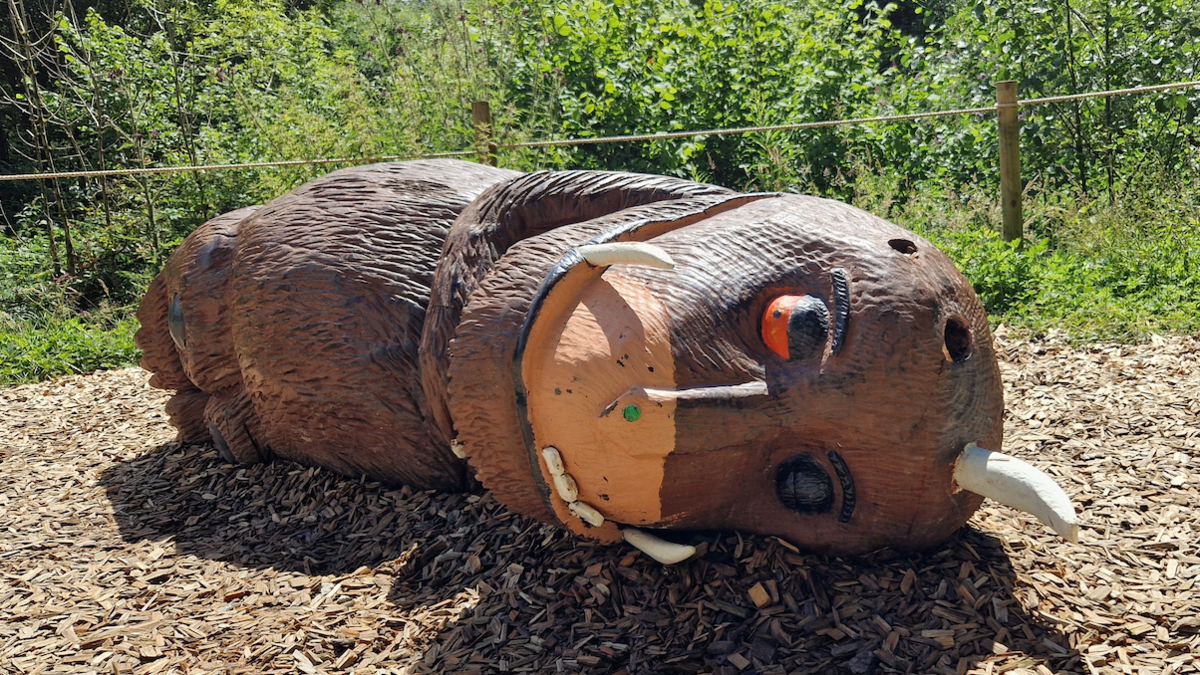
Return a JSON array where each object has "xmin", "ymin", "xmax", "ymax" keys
[
  {"xmin": 498, "ymin": 105, "xmax": 999, "ymax": 150},
  {"xmin": 0, "ymin": 150, "xmax": 478, "ymax": 182},
  {"xmin": 1019, "ymin": 79, "xmax": 1200, "ymax": 106},
  {"xmin": 2, "ymin": 79, "xmax": 1198, "ymax": 183}
]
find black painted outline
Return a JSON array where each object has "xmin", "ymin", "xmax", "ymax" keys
[
  {"xmin": 830, "ymin": 268, "xmax": 850, "ymax": 356},
  {"xmin": 511, "ymin": 194, "xmax": 777, "ymax": 519},
  {"xmin": 827, "ymin": 450, "xmax": 856, "ymax": 523}
]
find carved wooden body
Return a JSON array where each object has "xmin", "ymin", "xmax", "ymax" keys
[{"xmin": 138, "ymin": 159, "xmax": 1059, "ymax": 556}]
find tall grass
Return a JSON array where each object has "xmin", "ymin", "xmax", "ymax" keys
[{"xmin": 0, "ymin": 313, "xmax": 139, "ymax": 385}]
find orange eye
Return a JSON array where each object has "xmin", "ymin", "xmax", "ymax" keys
[{"xmin": 762, "ymin": 294, "xmax": 830, "ymax": 360}]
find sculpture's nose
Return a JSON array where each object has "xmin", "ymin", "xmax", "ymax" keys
[
  {"xmin": 943, "ymin": 316, "xmax": 973, "ymax": 363},
  {"xmin": 762, "ymin": 295, "xmax": 830, "ymax": 361}
]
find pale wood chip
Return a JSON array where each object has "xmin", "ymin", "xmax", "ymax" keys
[{"xmin": 2, "ymin": 333, "xmax": 1198, "ymax": 673}]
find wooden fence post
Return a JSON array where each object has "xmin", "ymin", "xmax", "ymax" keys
[
  {"xmin": 471, "ymin": 101, "xmax": 497, "ymax": 167},
  {"xmin": 996, "ymin": 81, "xmax": 1023, "ymax": 242}
]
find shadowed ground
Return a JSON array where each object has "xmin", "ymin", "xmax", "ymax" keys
[{"xmin": 1, "ymin": 332, "xmax": 1198, "ymax": 674}]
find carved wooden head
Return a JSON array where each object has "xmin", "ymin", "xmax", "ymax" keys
[{"xmin": 448, "ymin": 192, "xmax": 1079, "ymax": 557}]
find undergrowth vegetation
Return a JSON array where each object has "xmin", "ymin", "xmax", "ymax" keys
[
  {"xmin": 0, "ymin": 0, "xmax": 1197, "ymax": 383},
  {"xmin": 859, "ymin": 180, "xmax": 1200, "ymax": 342}
]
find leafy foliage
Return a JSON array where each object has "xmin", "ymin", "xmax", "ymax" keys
[
  {"xmin": 473, "ymin": 0, "xmax": 903, "ymax": 188},
  {"xmin": 1, "ymin": 0, "xmax": 1198, "ymax": 383},
  {"xmin": 876, "ymin": 180, "xmax": 1200, "ymax": 341}
]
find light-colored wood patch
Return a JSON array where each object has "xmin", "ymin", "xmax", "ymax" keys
[{"xmin": 524, "ymin": 268, "xmax": 677, "ymax": 534}]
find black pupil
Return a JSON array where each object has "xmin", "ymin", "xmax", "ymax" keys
[
  {"xmin": 775, "ymin": 455, "xmax": 834, "ymax": 514},
  {"xmin": 786, "ymin": 295, "xmax": 830, "ymax": 360}
]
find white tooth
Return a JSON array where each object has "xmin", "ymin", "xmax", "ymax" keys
[
  {"xmin": 542, "ymin": 446, "xmax": 565, "ymax": 476},
  {"xmin": 623, "ymin": 527, "xmax": 697, "ymax": 565},
  {"xmin": 954, "ymin": 443, "xmax": 1080, "ymax": 543},
  {"xmin": 450, "ymin": 440, "xmax": 467, "ymax": 459},
  {"xmin": 578, "ymin": 242, "xmax": 675, "ymax": 269},
  {"xmin": 553, "ymin": 473, "xmax": 580, "ymax": 503},
  {"xmin": 569, "ymin": 501, "xmax": 605, "ymax": 527}
]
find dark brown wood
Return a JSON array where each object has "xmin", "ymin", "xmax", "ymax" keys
[
  {"xmin": 137, "ymin": 160, "xmax": 520, "ymax": 490},
  {"xmin": 447, "ymin": 191, "xmax": 1001, "ymax": 554},
  {"xmin": 418, "ymin": 170, "xmax": 733, "ymax": 456},
  {"xmin": 137, "ymin": 160, "xmax": 1006, "ymax": 555},
  {"xmin": 136, "ymin": 205, "xmax": 258, "ymax": 443}
]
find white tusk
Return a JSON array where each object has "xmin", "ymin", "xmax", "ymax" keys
[
  {"xmin": 450, "ymin": 440, "xmax": 467, "ymax": 459},
  {"xmin": 578, "ymin": 242, "xmax": 675, "ymax": 269},
  {"xmin": 623, "ymin": 527, "xmax": 697, "ymax": 565},
  {"xmin": 953, "ymin": 443, "xmax": 1080, "ymax": 543},
  {"xmin": 569, "ymin": 501, "xmax": 605, "ymax": 527}
]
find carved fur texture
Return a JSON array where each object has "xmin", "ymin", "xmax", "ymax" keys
[{"xmin": 137, "ymin": 160, "xmax": 1004, "ymax": 554}]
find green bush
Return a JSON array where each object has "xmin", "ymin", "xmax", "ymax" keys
[
  {"xmin": 0, "ymin": 313, "xmax": 139, "ymax": 386},
  {"xmin": 887, "ymin": 181, "xmax": 1200, "ymax": 342},
  {"xmin": 1, "ymin": 0, "xmax": 1198, "ymax": 385},
  {"xmin": 474, "ymin": 0, "xmax": 904, "ymax": 189}
]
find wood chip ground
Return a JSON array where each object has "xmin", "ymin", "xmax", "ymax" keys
[{"xmin": 2, "ymin": 332, "xmax": 1198, "ymax": 674}]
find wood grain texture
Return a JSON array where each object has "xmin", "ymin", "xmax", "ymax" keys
[
  {"xmin": 225, "ymin": 161, "xmax": 516, "ymax": 490},
  {"xmin": 135, "ymin": 206, "xmax": 260, "ymax": 441},
  {"xmin": 623, "ymin": 196, "xmax": 1002, "ymax": 553},
  {"xmin": 449, "ymin": 190, "xmax": 1000, "ymax": 554},
  {"xmin": 137, "ymin": 160, "xmax": 517, "ymax": 490},
  {"xmin": 163, "ymin": 205, "xmax": 259, "ymax": 394},
  {"xmin": 420, "ymin": 171, "xmax": 732, "ymax": 446},
  {"xmin": 161, "ymin": 387, "xmax": 210, "ymax": 443},
  {"xmin": 446, "ymin": 193, "xmax": 771, "ymax": 526},
  {"xmin": 525, "ymin": 272, "xmax": 676, "ymax": 534},
  {"xmin": 135, "ymin": 275, "xmax": 191, "ymax": 392},
  {"xmin": 137, "ymin": 161, "xmax": 1006, "ymax": 554}
]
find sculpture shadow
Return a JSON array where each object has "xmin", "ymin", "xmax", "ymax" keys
[
  {"xmin": 101, "ymin": 440, "xmax": 1082, "ymax": 674},
  {"xmin": 99, "ymin": 439, "xmax": 455, "ymax": 576}
]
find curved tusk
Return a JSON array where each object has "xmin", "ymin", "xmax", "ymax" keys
[
  {"xmin": 578, "ymin": 242, "xmax": 675, "ymax": 269},
  {"xmin": 954, "ymin": 443, "xmax": 1080, "ymax": 543},
  {"xmin": 623, "ymin": 527, "xmax": 697, "ymax": 565}
]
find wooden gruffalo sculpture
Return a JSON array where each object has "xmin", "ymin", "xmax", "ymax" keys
[{"xmin": 136, "ymin": 159, "xmax": 1079, "ymax": 563}]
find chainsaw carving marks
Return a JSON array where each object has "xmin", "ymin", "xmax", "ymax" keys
[{"xmin": 133, "ymin": 160, "xmax": 1084, "ymax": 557}]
